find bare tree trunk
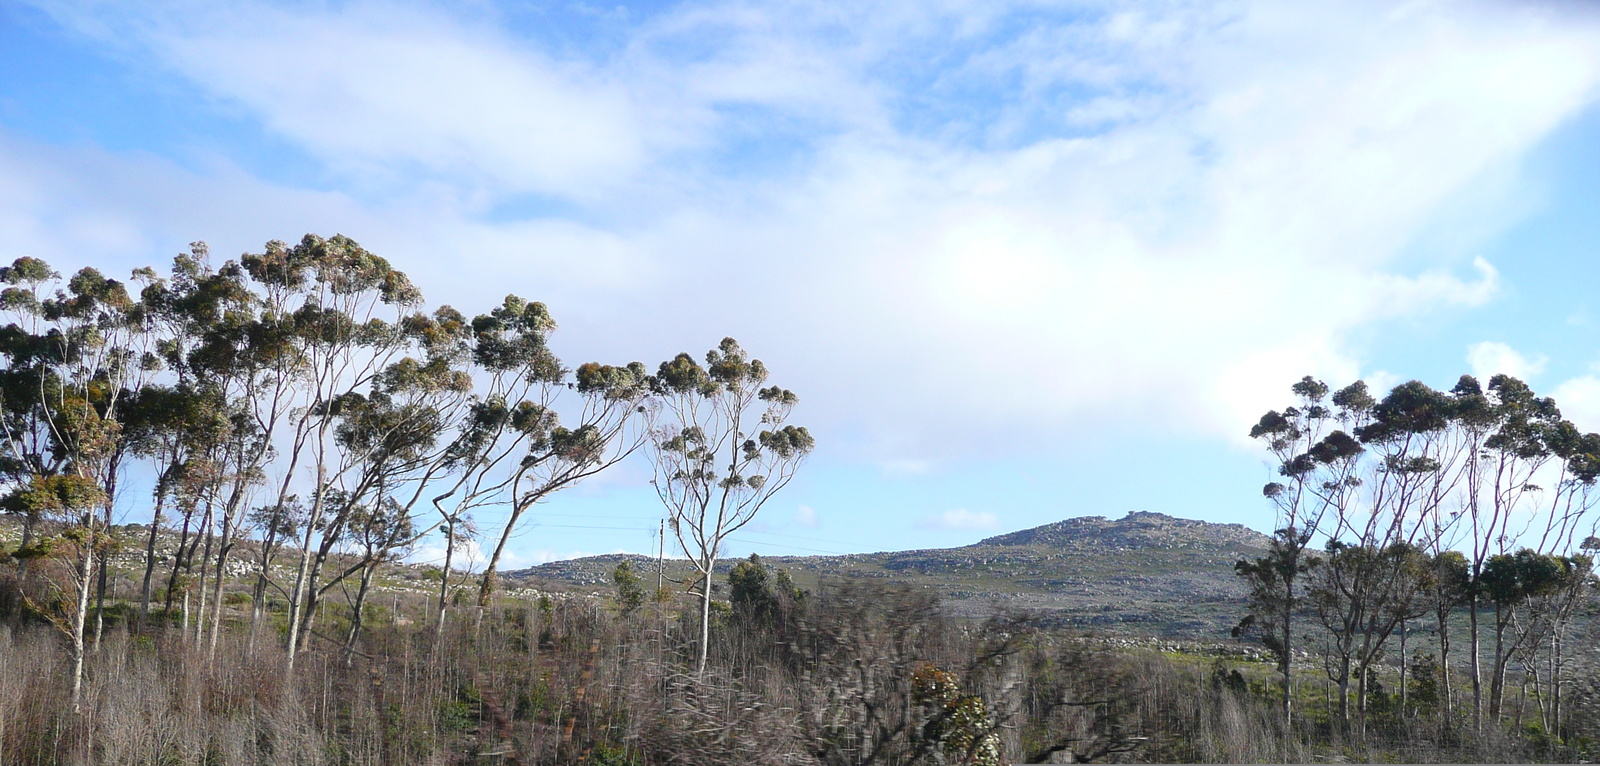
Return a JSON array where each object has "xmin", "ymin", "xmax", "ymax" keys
[
  {"xmin": 69, "ymin": 533, "xmax": 94, "ymax": 714},
  {"xmin": 344, "ymin": 561, "xmax": 377, "ymax": 666},
  {"xmin": 247, "ymin": 527, "xmax": 284, "ymax": 655},
  {"xmin": 1281, "ymin": 599, "xmax": 1293, "ymax": 729},
  {"xmin": 91, "ymin": 459, "xmax": 121, "ymax": 652},
  {"xmin": 1514, "ymin": 674, "xmax": 1528, "ymax": 729},
  {"xmin": 139, "ymin": 490, "xmax": 168, "ymax": 617},
  {"xmin": 1337, "ymin": 664, "xmax": 1352, "ymax": 731},
  {"xmin": 1551, "ymin": 630, "xmax": 1563, "ymax": 737},
  {"xmin": 285, "ymin": 445, "xmax": 329, "ymax": 671},
  {"xmin": 207, "ymin": 486, "xmax": 248, "ymax": 660},
  {"xmin": 698, "ymin": 565, "xmax": 712, "ymax": 675},
  {"xmin": 1437, "ymin": 605, "xmax": 1454, "ymax": 720},
  {"xmin": 1470, "ymin": 593, "xmax": 1483, "ymax": 731},
  {"xmin": 163, "ymin": 506, "xmax": 200, "ymax": 616},
  {"xmin": 206, "ymin": 542, "xmax": 230, "ymax": 660},
  {"xmin": 1399, "ymin": 620, "xmax": 1409, "ymax": 716},
  {"xmin": 1489, "ymin": 606, "xmax": 1509, "ymax": 721},
  {"xmin": 1356, "ymin": 664, "xmax": 1369, "ymax": 739},
  {"xmin": 478, "ymin": 505, "xmax": 525, "ymax": 607},
  {"xmin": 193, "ymin": 502, "xmax": 216, "ymax": 646},
  {"xmin": 436, "ymin": 518, "xmax": 456, "ymax": 640}
]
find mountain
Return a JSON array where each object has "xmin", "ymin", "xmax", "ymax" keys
[
  {"xmin": 977, "ymin": 510, "xmax": 1269, "ymax": 550},
  {"xmin": 507, "ymin": 511, "xmax": 1272, "ymax": 638}
]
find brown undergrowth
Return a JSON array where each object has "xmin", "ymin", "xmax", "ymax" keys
[{"xmin": 0, "ymin": 581, "xmax": 1579, "ymax": 764}]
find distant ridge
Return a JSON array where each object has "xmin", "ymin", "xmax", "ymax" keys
[
  {"xmin": 975, "ymin": 511, "xmax": 1271, "ymax": 551},
  {"xmin": 507, "ymin": 511, "xmax": 1273, "ymax": 637}
]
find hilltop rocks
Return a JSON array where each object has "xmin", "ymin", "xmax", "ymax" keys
[{"xmin": 976, "ymin": 511, "xmax": 1270, "ymax": 551}]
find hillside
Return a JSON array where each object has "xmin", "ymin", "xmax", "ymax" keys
[{"xmin": 508, "ymin": 511, "xmax": 1272, "ymax": 637}]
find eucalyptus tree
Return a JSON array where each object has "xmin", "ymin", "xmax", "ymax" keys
[
  {"xmin": 1478, "ymin": 548, "xmax": 1594, "ymax": 722},
  {"xmin": 121, "ymin": 382, "xmax": 227, "ymax": 617},
  {"xmin": 476, "ymin": 357, "xmax": 652, "ymax": 605},
  {"xmin": 4, "ymin": 475, "xmax": 106, "ymax": 711},
  {"xmin": 419, "ymin": 295, "xmax": 652, "ymax": 610},
  {"xmin": 1534, "ymin": 541, "xmax": 1600, "ymax": 734},
  {"xmin": 338, "ymin": 496, "xmax": 416, "ymax": 660},
  {"xmin": 1312, "ymin": 380, "xmax": 1461, "ymax": 729},
  {"xmin": 245, "ymin": 496, "xmax": 302, "ymax": 639},
  {"xmin": 0, "ymin": 257, "xmax": 144, "ymax": 710},
  {"xmin": 299, "ymin": 337, "xmax": 473, "ymax": 644},
  {"xmin": 1424, "ymin": 549, "xmax": 1471, "ymax": 719},
  {"xmin": 1308, "ymin": 541, "xmax": 1431, "ymax": 728},
  {"xmin": 1237, "ymin": 376, "xmax": 1361, "ymax": 728},
  {"xmin": 1448, "ymin": 374, "xmax": 1567, "ymax": 727},
  {"xmin": 233, "ymin": 234, "xmax": 422, "ymax": 670},
  {"xmin": 648, "ymin": 338, "xmax": 813, "ymax": 673},
  {"xmin": 134, "ymin": 244, "xmax": 281, "ymax": 649},
  {"xmin": 0, "ymin": 257, "xmax": 69, "ymax": 554},
  {"xmin": 1506, "ymin": 425, "xmax": 1600, "ymax": 733}
]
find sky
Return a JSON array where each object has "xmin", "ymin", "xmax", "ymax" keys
[{"xmin": 4, "ymin": 0, "xmax": 1600, "ymax": 568}]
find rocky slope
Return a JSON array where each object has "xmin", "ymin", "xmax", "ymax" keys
[{"xmin": 508, "ymin": 511, "xmax": 1271, "ymax": 638}]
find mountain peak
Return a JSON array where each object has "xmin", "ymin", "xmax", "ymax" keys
[{"xmin": 973, "ymin": 511, "xmax": 1269, "ymax": 550}]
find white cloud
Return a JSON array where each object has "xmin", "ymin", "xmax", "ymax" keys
[
  {"xmin": 918, "ymin": 508, "xmax": 1000, "ymax": 531},
  {"xmin": 1363, "ymin": 370, "xmax": 1403, "ymax": 402},
  {"xmin": 794, "ymin": 504, "xmax": 819, "ymax": 529},
  {"xmin": 1552, "ymin": 376, "xmax": 1600, "ymax": 434},
  {"xmin": 10, "ymin": 0, "xmax": 1600, "ymax": 465},
  {"xmin": 1467, "ymin": 341, "xmax": 1548, "ymax": 382}
]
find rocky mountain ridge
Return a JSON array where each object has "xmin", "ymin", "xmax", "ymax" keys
[{"xmin": 509, "ymin": 511, "xmax": 1271, "ymax": 637}]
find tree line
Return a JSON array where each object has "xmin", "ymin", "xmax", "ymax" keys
[
  {"xmin": 1236, "ymin": 374, "xmax": 1600, "ymax": 742},
  {"xmin": 0, "ymin": 233, "xmax": 813, "ymax": 711}
]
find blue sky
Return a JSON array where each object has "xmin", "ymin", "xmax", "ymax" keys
[{"xmin": 4, "ymin": 0, "xmax": 1600, "ymax": 567}]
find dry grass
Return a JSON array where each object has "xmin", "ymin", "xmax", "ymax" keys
[{"xmin": 0, "ymin": 582, "xmax": 1582, "ymax": 765}]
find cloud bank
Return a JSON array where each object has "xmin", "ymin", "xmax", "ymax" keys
[{"xmin": 7, "ymin": 0, "xmax": 1600, "ymax": 471}]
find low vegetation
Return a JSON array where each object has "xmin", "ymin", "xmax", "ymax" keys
[{"xmin": 1, "ymin": 556, "xmax": 1593, "ymax": 764}]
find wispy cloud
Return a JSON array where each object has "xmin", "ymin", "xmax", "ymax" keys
[
  {"xmin": 794, "ymin": 504, "xmax": 819, "ymax": 529},
  {"xmin": 918, "ymin": 508, "xmax": 1000, "ymax": 531},
  {"xmin": 1468, "ymin": 341, "xmax": 1548, "ymax": 382}
]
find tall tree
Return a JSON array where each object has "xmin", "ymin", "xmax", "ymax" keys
[
  {"xmin": 0, "ymin": 258, "xmax": 142, "ymax": 711},
  {"xmin": 1236, "ymin": 376, "xmax": 1358, "ymax": 728},
  {"xmin": 647, "ymin": 338, "xmax": 814, "ymax": 673},
  {"xmin": 1451, "ymin": 374, "xmax": 1563, "ymax": 728},
  {"xmin": 464, "ymin": 296, "xmax": 652, "ymax": 607},
  {"xmin": 1424, "ymin": 550, "xmax": 1471, "ymax": 720},
  {"xmin": 301, "ymin": 340, "xmax": 472, "ymax": 646},
  {"xmin": 235, "ymin": 234, "xmax": 422, "ymax": 670},
  {"xmin": 1313, "ymin": 380, "xmax": 1459, "ymax": 730}
]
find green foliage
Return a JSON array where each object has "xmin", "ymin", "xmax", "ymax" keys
[
  {"xmin": 611, "ymin": 560, "xmax": 645, "ymax": 615},
  {"xmin": 436, "ymin": 700, "xmax": 476, "ymax": 733},
  {"xmin": 911, "ymin": 663, "xmax": 1002, "ymax": 766},
  {"xmin": 1211, "ymin": 661, "xmax": 1248, "ymax": 694},
  {"xmin": 1233, "ymin": 530, "xmax": 1319, "ymax": 664},
  {"xmin": 1481, "ymin": 548, "xmax": 1581, "ymax": 608},
  {"xmin": 586, "ymin": 743, "xmax": 641, "ymax": 766},
  {"xmin": 728, "ymin": 553, "xmax": 776, "ymax": 617},
  {"xmin": 1407, "ymin": 653, "xmax": 1441, "ymax": 716},
  {"xmin": 727, "ymin": 553, "xmax": 805, "ymax": 627},
  {"xmin": 2, "ymin": 474, "xmax": 107, "ymax": 520}
]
